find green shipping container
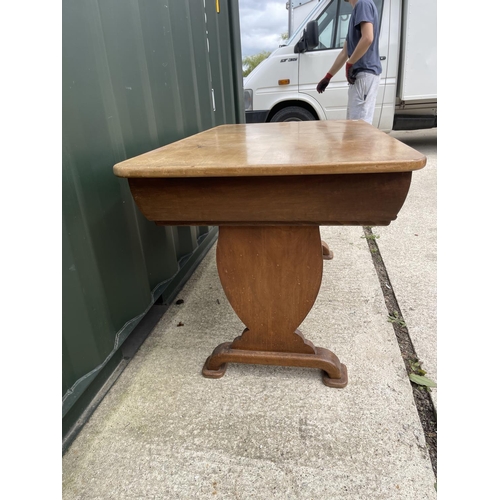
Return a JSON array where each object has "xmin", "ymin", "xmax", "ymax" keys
[{"xmin": 62, "ymin": 0, "xmax": 244, "ymax": 440}]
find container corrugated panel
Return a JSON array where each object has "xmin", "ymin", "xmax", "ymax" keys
[{"xmin": 62, "ymin": 0, "xmax": 244, "ymax": 424}]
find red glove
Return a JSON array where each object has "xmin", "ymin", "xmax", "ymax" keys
[
  {"xmin": 345, "ymin": 63, "xmax": 356, "ymax": 84},
  {"xmin": 316, "ymin": 73, "xmax": 333, "ymax": 93}
]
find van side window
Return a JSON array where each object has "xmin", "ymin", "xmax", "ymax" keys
[
  {"xmin": 315, "ymin": 0, "xmax": 339, "ymax": 50},
  {"xmin": 335, "ymin": 0, "xmax": 354, "ymax": 48},
  {"xmin": 314, "ymin": 0, "xmax": 384, "ymax": 51}
]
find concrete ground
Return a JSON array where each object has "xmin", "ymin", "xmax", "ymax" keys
[
  {"xmin": 378, "ymin": 129, "xmax": 437, "ymax": 409},
  {"xmin": 62, "ymin": 129, "xmax": 437, "ymax": 499}
]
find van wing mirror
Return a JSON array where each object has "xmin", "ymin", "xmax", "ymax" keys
[
  {"xmin": 305, "ymin": 21, "xmax": 319, "ymax": 50},
  {"xmin": 294, "ymin": 21, "xmax": 319, "ymax": 54}
]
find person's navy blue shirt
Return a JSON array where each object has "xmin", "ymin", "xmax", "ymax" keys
[{"xmin": 347, "ymin": 0, "xmax": 382, "ymax": 76}]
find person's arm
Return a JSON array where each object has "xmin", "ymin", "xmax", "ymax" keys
[
  {"xmin": 327, "ymin": 41, "xmax": 349, "ymax": 76},
  {"xmin": 316, "ymin": 42, "xmax": 348, "ymax": 93},
  {"xmin": 346, "ymin": 21, "xmax": 373, "ymax": 65}
]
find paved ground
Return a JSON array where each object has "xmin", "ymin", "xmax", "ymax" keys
[
  {"xmin": 62, "ymin": 128, "xmax": 437, "ymax": 499},
  {"xmin": 380, "ymin": 129, "xmax": 437, "ymax": 409}
]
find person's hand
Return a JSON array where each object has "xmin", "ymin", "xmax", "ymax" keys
[
  {"xmin": 316, "ymin": 73, "xmax": 333, "ymax": 93},
  {"xmin": 345, "ymin": 63, "xmax": 355, "ymax": 85}
]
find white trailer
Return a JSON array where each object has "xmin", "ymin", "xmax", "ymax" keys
[{"xmin": 244, "ymin": 0, "xmax": 437, "ymax": 132}]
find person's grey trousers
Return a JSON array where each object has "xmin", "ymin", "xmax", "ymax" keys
[{"xmin": 347, "ymin": 72, "xmax": 381, "ymax": 125}]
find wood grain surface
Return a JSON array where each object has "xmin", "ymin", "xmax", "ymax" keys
[
  {"xmin": 113, "ymin": 121, "xmax": 426, "ymax": 178},
  {"xmin": 202, "ymin": 226, "xmax": 348, "ymax": 387},
  {"xmin": 129, "ymin": 172, "xmax": 412, "ymax": 226},
  {"xmin": 216, "ymin": 226, "xmax": 322, "ymax": 353}
]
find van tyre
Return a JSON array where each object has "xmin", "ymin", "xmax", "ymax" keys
[{"xmin": 270, "ymin": 106, "xmax": 315, "ymax": 122}]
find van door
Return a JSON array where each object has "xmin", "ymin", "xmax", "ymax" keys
[{"xmin": 298, "ymin": 0, "xmax": 389, "ymax": 127}]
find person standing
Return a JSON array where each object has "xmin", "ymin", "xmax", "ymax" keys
[{"xmin": 316, "ymin": 0, "xmax": 382, "ymax": 125}]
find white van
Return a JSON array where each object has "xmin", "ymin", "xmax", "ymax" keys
[{"xmin": 244, "ymin": 0, "xmax": 437, "ymax": 132}]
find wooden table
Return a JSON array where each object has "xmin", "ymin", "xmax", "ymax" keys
[{"xmin": 114, "ymin": 121, "xmax": 426, "ymax": 388}]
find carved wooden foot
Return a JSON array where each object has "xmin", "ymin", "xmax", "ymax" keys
[
  {"xmin": 202, "ymin": 225, "xmax": 348, "ymax": 388},
  {"xmin": 202, "ymin": 337, "xmax": 348, "ymax": 388},
  {"xmin": 321, "ymin": 240, "xmax": 333, "ymax": 260}
]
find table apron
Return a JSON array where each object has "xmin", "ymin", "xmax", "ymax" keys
[{"xmin": 128, "ymin": 172, "xmax": 412, "ymax": 226}]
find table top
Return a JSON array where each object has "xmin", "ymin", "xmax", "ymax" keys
[{"xmin": 113, "ymin": 120, "xmax": 426, "ymax": 178}]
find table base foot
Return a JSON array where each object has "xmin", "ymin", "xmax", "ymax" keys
[
  {"xmin": 322, "ymin": 363, "xmax": 348, "ymax": 388},
  {"xmin": 202, "ymin": 342, "xmax": 348, "ymax": 388},
  {"xmin": 321, "ymin": 240, "xmax": 334, "ymax": 260},
  {"xmin": 201, "ymin": 362, "xmax": 228, "ymax": 379}
]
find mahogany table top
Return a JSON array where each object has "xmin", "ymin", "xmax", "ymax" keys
[{"xmin": 113, "ymin": 120, "xmax": 427, "ymax": 179}]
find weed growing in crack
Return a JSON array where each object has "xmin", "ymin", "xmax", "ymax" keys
[
  {"xmin": 362, "ymin": 233, "xmax": 380, "ymax": 240},
  {"xmin": 409, "ymin": 359, "xmax": 437, "ymax": 391},
  {"xmin": 387, "ymin": 311, "xmax": 407, "ymax": 327}
]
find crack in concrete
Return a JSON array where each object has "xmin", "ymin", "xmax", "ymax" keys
[{"xmin": 362, "ymin": 226, "xmax": 437, "ymax": 478}]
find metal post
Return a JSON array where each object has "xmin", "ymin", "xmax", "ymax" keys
[{"xmin": 287, "ymin": 1, "xmax": 293, "ymax": 38}]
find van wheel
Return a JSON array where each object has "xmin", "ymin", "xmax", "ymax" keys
[{"xmin": 270, "ymin": 106, "xmax": 315, "ymax": 122}]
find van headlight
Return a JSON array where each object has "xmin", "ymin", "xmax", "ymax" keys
[{"xmin": 244, "ymin": 90, "xmax": 253, "ymax": 111}]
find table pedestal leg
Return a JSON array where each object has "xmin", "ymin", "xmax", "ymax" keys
[{"xmin": 202, "ymin": 226, "xmax": 347, "ymax": 388}]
